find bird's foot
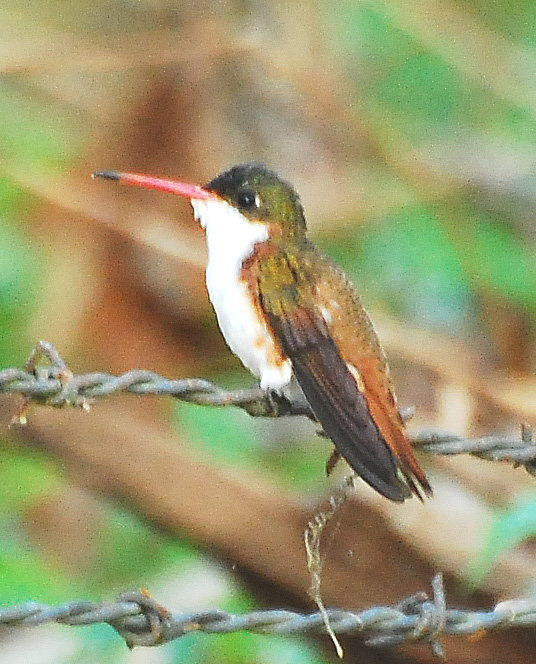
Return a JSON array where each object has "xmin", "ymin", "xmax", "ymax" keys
[{"xmin": 325, "ymin": 449, "xmax": 341, "ymax": 476}]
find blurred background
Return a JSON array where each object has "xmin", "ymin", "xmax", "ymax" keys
[{"xmin": 1, "ymin": 1, "xmax": 536, "ymax": 662}]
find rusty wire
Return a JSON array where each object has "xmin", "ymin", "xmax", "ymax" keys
[
  {"xmin": 0, "ymin": 574, "xmax": 535, "ymax": 657},
  {"xmin": 2, "ymin": 341, "xmax": 536, "ymax": 474}
]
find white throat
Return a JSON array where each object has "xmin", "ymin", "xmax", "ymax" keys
[
  {"xmin": 190, "ymin": 197, "xmax": 292, "ymax": 391},
  {"xmin": 192, "ymin": 198, "xmax": 269, "ymax": 261}
]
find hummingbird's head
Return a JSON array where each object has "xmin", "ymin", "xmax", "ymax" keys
[
  {"xmin": 204, "ymin": 163, "xmax": 307, "ymax": 240},
  {"xmin": 92, "ymin": 163, "xmax": 307, "ymax": 241}
]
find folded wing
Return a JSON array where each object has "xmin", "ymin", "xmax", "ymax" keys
[{"xmin": 252, "ymin": 245, "xmax": 430, "ymax": 501}]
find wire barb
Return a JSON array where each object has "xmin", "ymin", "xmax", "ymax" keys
[{"xmin": 2, "ymin": 582, "xmax": 536, "ymax": 654}]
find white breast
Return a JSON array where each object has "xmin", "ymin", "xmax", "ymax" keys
[{"xmin": 191, "ymin": 198, "xmax": 292, "ymax": 391}]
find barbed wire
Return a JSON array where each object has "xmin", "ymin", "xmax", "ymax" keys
[
  {"xmin": 1, "ymin": 341, "xmax": 313, "ymax": 419},
  {"xmin": 3, "ymin": 345, "xmax": 536, "ymax": 657},
  {"xmin": 411, "ymin": 427, "xmax": 536, "ymax": 476},
  {"xmin": 1, "ymin": 574, "xmax": 536, "ymax": 657},
  {"xmin": 2, "ymin": 342, "xmax": 536, "ymax": 475}
]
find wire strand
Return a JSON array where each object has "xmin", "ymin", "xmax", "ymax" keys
[
  {"xmin": 2, "ymin": 342, "xmax": 536, "ymax": 473},
  {"xmin": 1, "ymin": 575, "xmax": 535, "ymax": 656}
]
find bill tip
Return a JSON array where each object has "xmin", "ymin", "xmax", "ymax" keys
[{"xmin": 92, "ymin": 170, "xmax": 121, "ymax": 181}]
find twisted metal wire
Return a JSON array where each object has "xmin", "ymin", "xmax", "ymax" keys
[
  {"xmin": 2, "ymin": 342, "xmax": 536, "ymax": 473},
  {"xmin": 2, "ymin": 346, "xmax": 536, "ymax": 656},
  {"xmin": 0, "ymin": 575, "xmax": 535, "ymax": 655},
  {"xmin": 411, "ymin": 427, "xmax": 536, "ymax": 476},
  {"xmin": 1, "ymin": 342, "xmax": 311, "ymax": 419}
]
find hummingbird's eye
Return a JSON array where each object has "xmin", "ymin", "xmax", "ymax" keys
[{"xmin": 237, "ymin": 190, "xmax": 260, "ymax": 210}]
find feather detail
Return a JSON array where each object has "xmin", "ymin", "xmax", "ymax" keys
[{"xmin": 248, "ymin": 242, "xmax": 432, "ymax": 501}]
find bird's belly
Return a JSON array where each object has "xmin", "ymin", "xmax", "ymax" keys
[{"xmin": 206, "ymin": 264, "xmax": 292, "ymax": 391}]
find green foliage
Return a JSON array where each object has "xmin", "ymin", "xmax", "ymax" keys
[
  {"xmin": 173, "ymin": 396, "xmax": 262, "ymax": 468},
  {"xmin": 0, "ymin": 222, "xmax": 35, "ymax": 366},
  {"xmin": 173, "ymin": 631, "xmax": 328, "ymax": 664},
  {"xmin": 0, "ymin": 176, "xmax": 25, "ymax": 216},
  {"xmin": 0, "ymin": 54, "xmax": 90, "ymax": 619},
  {"xmin": 0, "ymin": 446, "xmax": 60, "ymax": 511},
  {"xmin": 173, "ymin": 376, "xmax": 327, "ymax": 490},
  {"xmin": 0, "ymin": 524, "xmax": 81, "ymax": 604},
  {"xmin": 323, "ymin": 205, "xmax": 472, "ymax": 329},
  {"xmin": 0, "ymin": 82, "xmax": 79, "ymax": 169},
  {"xmin": 331, "ymin": 0, "xmax": 536, "ymax": 336},
  {"xmin": 449, "ymin": 201, "xmax": 536, "ymax": 310},
  {"xmin": 462, "ymin": 1, "xmax": 536, "ymax": 42},
  {"xmin": 468, "ymin": 494, "xmax": 536, "ymax": 586},
  {"xmin": 88, "ymin": 507, "xmax": 199, "ymax": 594}
]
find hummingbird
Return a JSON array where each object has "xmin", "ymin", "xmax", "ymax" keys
[{"xmin": 93, "ymin": 163, "xmax": 432, "ymax": 502}]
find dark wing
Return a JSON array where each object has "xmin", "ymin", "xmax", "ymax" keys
[{"xmin": 256, "ymin": 248, "xmax": 412, "ymax": 502}]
